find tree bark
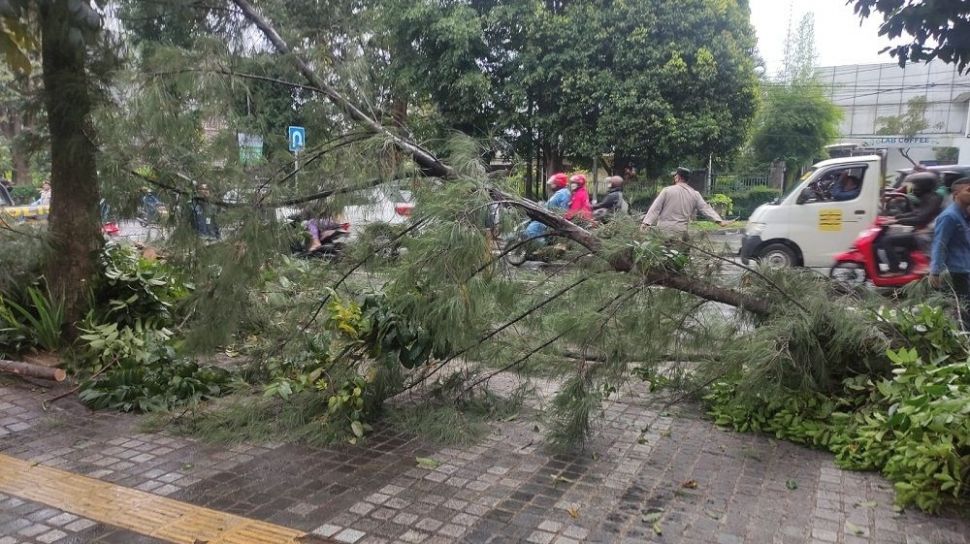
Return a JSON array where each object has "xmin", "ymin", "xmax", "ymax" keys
[
  {"xmin": 9, "ymin": 111, "xmax": 30, "ymax": 185},
  {"xmin": 40, "ymin": 1, "xmax": 103, "ymax": 330},
  {"xmin": 0, "ymin": 359, "xmax": 66, "ymax": 382}
]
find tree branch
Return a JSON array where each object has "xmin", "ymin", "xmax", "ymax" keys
[{"xmin": 230, "ymin": 0, "xmax": 455, "ymax": 179}]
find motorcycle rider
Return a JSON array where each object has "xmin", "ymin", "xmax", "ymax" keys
[
  {"xmin": 878, "ymin": 171, "xmax": 943, "ymax": 276},
  {"xmin": 565, "ymin": 174, "xmax": 593, "ymax": 222},
  {"xmin": 592, "ymin": 176, "xmax": 627, "ymax": 220},
  {"xmin": 524, "ymin": 173, "xmax": 571, "ymax": 243}
]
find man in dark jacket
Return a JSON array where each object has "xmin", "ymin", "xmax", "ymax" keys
[
  {"xmin": 190, "ymin": 184, "xmax": 221, "ymax": 240},
  {"xmin": 592, "ymin": 176, "xmax": 627, "ymax": 219},
  {"xmin": 877, "ymin": 172, "xmax": 943, "ymax": 275}
]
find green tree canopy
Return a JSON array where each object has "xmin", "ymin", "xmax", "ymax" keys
[
  {"xmin": 751, "ymin": 83, "xmax": 842, "ymax": 175},
  {"xmin": 847, "ymin": 0, "xmax": 970, "ymax": 74}
]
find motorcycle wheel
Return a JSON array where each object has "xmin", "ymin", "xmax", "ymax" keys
[
  {"xmin": 504, "ymin": 237, "xmax": 528, "ymax": 266},
  {"xmin": 829, "ymin": 262, "xmax": 867, "ymax": 289}
]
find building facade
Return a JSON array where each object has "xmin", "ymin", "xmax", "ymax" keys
[{"xmin": 817, "ymin": 61, "xmax": 970, "ymax": 173}]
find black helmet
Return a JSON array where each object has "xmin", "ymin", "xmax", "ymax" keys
[{"xmin": 903, "ymin": 171, "xmax": 938, "ymax": 196}]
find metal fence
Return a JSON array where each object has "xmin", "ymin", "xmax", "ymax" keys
[{"xmin": 713, "ymin": 175, "xmax": 769, "ymax": 193}]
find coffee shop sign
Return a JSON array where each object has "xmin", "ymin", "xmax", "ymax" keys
[{"xmin": 861, "ymin": 135, "xmax": 944, "ymax": 148}]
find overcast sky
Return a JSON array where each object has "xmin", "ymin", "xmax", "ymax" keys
[{"xmin": 749, "ymin": 0, "xmax": 899, "ymax": 74}]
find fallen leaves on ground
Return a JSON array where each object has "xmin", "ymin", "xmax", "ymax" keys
[{"xmin": 415, "ymin": 457, "xmax": 440, "ymax": 469}]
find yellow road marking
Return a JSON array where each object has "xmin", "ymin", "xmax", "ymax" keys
[{"xmin": 0, "ymin": 453, "xmax": 321, "ymax": 543}]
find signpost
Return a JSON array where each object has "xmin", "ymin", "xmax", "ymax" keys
[{"xmin": 288, "ymin": 126, "xmax": 306, "ymax": 182}]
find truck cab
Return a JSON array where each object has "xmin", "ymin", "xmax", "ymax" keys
[{"xmin": 740, "ymin": 155, "xmax": 884, "ymax": 268}]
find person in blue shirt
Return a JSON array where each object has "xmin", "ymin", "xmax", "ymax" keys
[
  {"xmin": 930, "ymin": 177, "xmax": 970, "ymax": 329},
  {"xmin": 524, "ymin": 173, "xmax": 571, "ymax": 243},
  {"xmin": 830, "ymin": 174, "xmax": 861, "ymax": 201}
]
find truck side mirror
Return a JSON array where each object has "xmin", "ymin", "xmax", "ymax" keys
[{"xmin": 796, "ymin": 188, "xmax": 811, "ymax": 205}]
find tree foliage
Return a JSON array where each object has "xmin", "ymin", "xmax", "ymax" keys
[
  {"xmin": 848, "ymin": 0, "xmax": 970, "ymax": 74},
  {"xmin": 750, "ymin": 84, "xmax": 842, "ymax": 178},
  {"xmin": 877, "ymin": 95, "xmax": 937, "ymax": 166}
]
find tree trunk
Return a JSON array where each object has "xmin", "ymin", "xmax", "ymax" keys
[
  {"xmin": 6, "ymin": 111, "xmax": 31, "ymax": 185},
  {"xmin": 40, "ymin": 1, "xmax": 103, "ymax": 331},
  {"xmin": 0, "ymin": 359, "xmax": 66, "ymax": 382}
]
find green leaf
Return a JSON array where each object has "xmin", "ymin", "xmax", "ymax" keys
[
  {"xmin": 845, "ymin": 521, "xmax": 866, "ymax": 536},
  {"xmin": 350, "ymin": 420, "xmax": 364, "ymax": 438},
  {"xmin": 785, "ymin": 479, "xmax": 798, "ymax": 490},
  {"xmin": 416, "ymin": 457, "xmax": 440, "ymax": 469}
]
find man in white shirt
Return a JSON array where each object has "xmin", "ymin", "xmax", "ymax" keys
[{"xmin": 641, "ymin": 167, "xmax": 729, "ymax": 235}]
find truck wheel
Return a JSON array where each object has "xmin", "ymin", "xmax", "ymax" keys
[{"xmin": 757, "ymin": 243, "xmax": 797, "ymax": 269}]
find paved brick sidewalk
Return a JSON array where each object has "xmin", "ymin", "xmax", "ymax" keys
[{"xmin": 0, "ymin": 377, "xmax": 967, "ymax": 544}]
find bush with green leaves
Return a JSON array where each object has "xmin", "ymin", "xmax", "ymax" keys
[
  {"xmin": 93, "ymin": 243, "xmax": 190, "ymax": 329},
  {"xmin": 255, "ymin": 290, "xmax": 452, "ymax": 443},
  {"xmin": 77, "ymin": 321, "xmax": 231, "ymax": 412},
  {"xmin": 727, "ymin": 185, "xmax": 781, "ymax": 218},
  {"xmin": 706, "ymin": 304, "xmax": 970, "ymax": 512},
  {"xmin": 9, "ymin": 185, "xmax": 40, "ymax": 205},
  {"xmin": 0, "ymin": 286, "xmax": 64, "ymax": 355}
]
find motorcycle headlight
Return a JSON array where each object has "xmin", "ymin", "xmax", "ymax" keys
[{"xmin": 745, "ymin": 222, "xmax": 766, "ymax": 237}]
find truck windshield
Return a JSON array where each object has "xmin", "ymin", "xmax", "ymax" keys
[{"xmin": 779, "ymin": 167, "xmax": 817, "ymax": 199}]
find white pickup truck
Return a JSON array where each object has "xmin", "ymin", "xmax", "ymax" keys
[{"xmin": 740, "ymin": 155, "xmax": 885, "ymax": 268}]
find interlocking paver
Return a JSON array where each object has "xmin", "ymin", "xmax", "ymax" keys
[{"xmin": 0, "ymin": 377, "xmax": 967, "ymax": 544}]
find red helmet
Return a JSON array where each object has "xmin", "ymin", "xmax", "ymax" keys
[
  {"xmin": 569, "ymin": 174, "xmax": 587, "ymax": 187},
  {"xmin": 546, "ymin": 173, "xmax": 569, "ymax": 189}
]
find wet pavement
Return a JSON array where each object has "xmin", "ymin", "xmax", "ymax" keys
[{"xmin": 0, "ymin": 375, "xmax": 967, "ymax": 543}]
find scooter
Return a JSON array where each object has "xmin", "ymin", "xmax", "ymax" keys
[
  {"xmin": 289, "ymin": 218, "xmax": 351, "ymax": 259},
  {"xmin": 501, "ymin": 220, "xmax": 570, "ymax": 266},
  {"xmin": 829, "ymin": 215, "xmax": 929, "ymax": 289}
]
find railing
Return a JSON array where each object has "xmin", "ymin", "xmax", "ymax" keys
[{"xmin": 714, "ymin": 175, "xmax": 769, "ymax": 193}]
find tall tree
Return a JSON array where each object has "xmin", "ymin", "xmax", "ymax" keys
[
  {"xmin": 780, "ymin": 12, "xmax": 817, "ymax": 84},
  {"xmin": 0, "ymin": 1, "xmax": 105, "ymax": 327},
  {"xmin": 751, "ymin": 13, "xmax": 840, "ymax": 187},
  {"xmin": 847, "ymin": 0, "xmax": 970, "ymax": 73},
  {"xmin": 40, "ymin": 0, "xmax": 104, "ymax": 328}
]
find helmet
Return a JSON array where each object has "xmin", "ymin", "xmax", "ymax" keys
[
  {"xmin": 904, "ymin": 171, "xmax": 939, "ymax": 196},
  {"xmin": 569, "ymin": 174, "xmax": 587, "ymax": 187},
  {"xmin": 546, "ymin": 173, "xmax": 569, "ymax": 189}
]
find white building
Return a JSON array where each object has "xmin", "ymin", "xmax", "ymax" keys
[{"xmin": 817, "ymin": 61, "xmax": 970, "ymax": 173}]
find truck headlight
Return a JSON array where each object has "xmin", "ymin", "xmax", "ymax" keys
[{"xmin": 745, "ymin": 222, "xmax": 766, "ymax": 237}]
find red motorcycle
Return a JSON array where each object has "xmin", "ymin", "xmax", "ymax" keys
[
  {"xmin": 102, "ymin": 222, "xmax": 121, "ymax": 237},
  {"xmin": 829, "ymin": 189, "xmax": 930, "ymax": 288}
]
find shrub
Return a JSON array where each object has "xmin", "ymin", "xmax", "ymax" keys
[
  {"xmin": 94, "ymin": 243, "xmax": 190, "ymax": 329},
  {"xmin": 706, "ymin": 304, "xmax": 970, "ymax": 512},
  {"xmin": 10, "ymin": 185, "xmax": 40, "ymax": 205},
  {"xmin": 729, "ymin": 186, "xmax": 781, "ymax": 219},
  {"xmin": 77, "ymin": 321, "xmax": 231, "ymax": 412},
  {"xmin": 0, "ymin": 286, "xmax": 64, "ymax": 353},
  {"xmin": 0, "ymin": 228, "xmax": 47, "ymax": 295},
  {"xmin": 708, "ymin": 193, "xmax": 733, "ymax": 217}
]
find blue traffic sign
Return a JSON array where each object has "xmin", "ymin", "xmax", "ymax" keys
[{"xmin": 288, "ymin": 126, "xmax": 305, "ymax": 152}]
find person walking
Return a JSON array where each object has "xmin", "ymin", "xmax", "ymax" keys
[
  {"xmin": 929, "ymin": 177, "xmax": 970, "ymax": 329},
  {"xmin": 641, "ymin": 167, "xmax": 729, "ymax": 236}
]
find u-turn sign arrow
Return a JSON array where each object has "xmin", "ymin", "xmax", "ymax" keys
[{"xmin": 287, "ymin": 126, "xmax": 305, "ymax": 152}]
